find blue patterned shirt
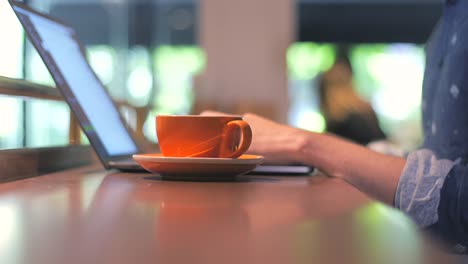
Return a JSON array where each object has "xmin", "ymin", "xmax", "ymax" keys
[{"xmin": 395, "ymin": 0, "xmax": 468, "ymax": 254}]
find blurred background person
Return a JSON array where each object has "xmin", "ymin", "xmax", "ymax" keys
[{"xmin": 318, "ymin": 50, "xmax": 386, "ymax": 145}]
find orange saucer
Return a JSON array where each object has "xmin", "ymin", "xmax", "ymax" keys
[{"xmin": 132, "ymin": 154, "xmax": 264, "ymax": 181}]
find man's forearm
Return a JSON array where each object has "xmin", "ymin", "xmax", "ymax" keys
[{"xmin": 291, "ymin": 130, "xmax": 406, "ymax": 205}]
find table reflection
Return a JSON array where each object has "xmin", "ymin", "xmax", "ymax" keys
[{"xmin": 0, "ymin": 167, "xmax": 458, "ymax": 264}]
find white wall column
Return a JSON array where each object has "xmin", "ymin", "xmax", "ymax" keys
[{"xmin": 197, "ymin": 0, "xmax": 294, "ymax": 122}]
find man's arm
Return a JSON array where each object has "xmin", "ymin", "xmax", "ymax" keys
[
  {"xmin": 294, "ymin": 130, "xmax": 406, "ymax": 204},
  {"xmin": 241, "ymin": 113, "xmax": 406, "ymax": 205},
  {"xmin": 204, "ymin": 111, "xmax": 468, "ymax": 250}
]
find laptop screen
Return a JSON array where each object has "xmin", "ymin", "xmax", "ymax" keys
[{"xmin": 12, "ymin": 4, "xmax": 138, "ymax": 157}]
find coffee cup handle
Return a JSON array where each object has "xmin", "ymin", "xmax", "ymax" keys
[{"xmin": 219, "ymin": 120, "xmax": 252, "ymax": 158}]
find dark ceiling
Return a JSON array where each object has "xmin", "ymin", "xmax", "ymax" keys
[
  {"xmin": 297, "ymin": 1, "xmax": 443, "ymax": 43},
  {"xmin": 50, "ymin": 2, "xmax": 196, "ymax": 46},
  {"xmin": 48, "ymin": 0, "xmax": 443, "ymax": 46}
]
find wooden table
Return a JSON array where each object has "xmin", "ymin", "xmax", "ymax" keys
[{"xmin": 0, "ymin": 166, "xmax": 457, "ymax": 264}]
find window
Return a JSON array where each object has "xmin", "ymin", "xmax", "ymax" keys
[
  {"xmin": 0, "ymin": 0, "xmax": 24, "ymax": 79},
  {"xmin": 0, "ymin": 1, "xmax": 25, "ymax": 149}
]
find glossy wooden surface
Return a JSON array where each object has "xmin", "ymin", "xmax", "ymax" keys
[
  {"xmin": 0, "ymin": 146, "xmax": 93, "ymax": 182},
  {"xmin": 0, "ymin": 166, "xmax": 456, "ymax": 264}
]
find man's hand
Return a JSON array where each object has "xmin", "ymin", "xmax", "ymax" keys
[{"xmin": 200, "ymin": 111, "xmax": 306, "ymax": 164}]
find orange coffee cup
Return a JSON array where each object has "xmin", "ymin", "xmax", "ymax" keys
[{"xmin": 156, "ymin": 115, "xmax": 252, "ymax": 158}]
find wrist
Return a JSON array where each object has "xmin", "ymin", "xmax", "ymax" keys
[{"xmin": 287, "ymin": 129, "xmax": 313, "ymax": 164}]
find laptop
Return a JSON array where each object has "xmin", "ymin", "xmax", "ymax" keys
[{"xmin": 10, "ymin": 1, "xmax": 312, "ymax": 175}]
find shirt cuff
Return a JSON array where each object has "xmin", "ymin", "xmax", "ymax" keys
[{"xmin": 395, "ymin": 149, "xmax": 459, "ymax": 227}]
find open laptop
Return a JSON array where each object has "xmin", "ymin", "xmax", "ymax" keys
[{"xmin": 10, "ymin": 1, "xmax": 312, "ymax": 175}]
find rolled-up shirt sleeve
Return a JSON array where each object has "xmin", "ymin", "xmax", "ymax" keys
[{"xmin": 395, "ymin": 148, "xmax": 468, "ymax": 253}]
